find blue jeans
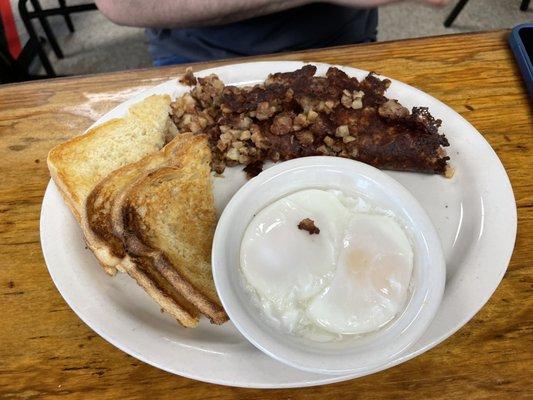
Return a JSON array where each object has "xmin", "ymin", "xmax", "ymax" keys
[{"xmin": 153, "ymin": 55, "xmax": 193, "ymax": 67}]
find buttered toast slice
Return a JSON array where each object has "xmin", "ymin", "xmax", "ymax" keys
[
  {"xmin": 85, "ymin": 134, "xmax": 211, "ymax": 327},
  {"xmin": 47, "ymin": 94, "xmax": 174, "ymax": 223},
  {"xmin": 47, "ymin": 94, "xmax": 175, "ymax": 275},
  {"xmin": 83, "ymin": 134, "xmax": 193, "ymax": 271},
  {"xmin": 116, "ymin": 135, "xmax": 228, "ymax": 325}
]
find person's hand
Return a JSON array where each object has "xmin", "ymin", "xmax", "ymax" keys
[{"xmin": 333, "ymin": 0, "xmax": 450, "ymax": 7}]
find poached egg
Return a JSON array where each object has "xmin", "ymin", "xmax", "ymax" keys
[{"xmin": 240, "ymin": 189, "xmax": 414, "ymax": 341}]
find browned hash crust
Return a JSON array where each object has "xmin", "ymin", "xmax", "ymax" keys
[
  {"xmin": 298, "ymin": 218, "xmax": 320, "ymax": 235},
  {"xmin": 171, "ymin": 65, "xmax": 449, "ymax": 177}
]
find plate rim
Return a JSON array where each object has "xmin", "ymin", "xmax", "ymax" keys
[{"xmin": 39, "ymin": 60, "xmax": 517, "ymax": 388}]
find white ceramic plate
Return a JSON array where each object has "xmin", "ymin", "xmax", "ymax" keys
[{"xmin": 40, "ymin": 61, "xmax": 517, "ymax": 388}]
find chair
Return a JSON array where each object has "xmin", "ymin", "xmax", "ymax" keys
[
  {"xmin": 444, "ymin": 0, "xmax": 530, "ymax": 28},
  {"xmin": 18, "ymin": 0, "xmax": 97, "ymax": 77},
  {"xmin": 0, "ymin": 35, "xmax": 57, "ymax": 83},
  {"xmin": 0, "ymin": 5, "xmax": 48, "ymax": 84}
]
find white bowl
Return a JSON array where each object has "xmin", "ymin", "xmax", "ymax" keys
[{"xmin": 212, "ymin": 157, "xmax": 445, "ymax": 375}]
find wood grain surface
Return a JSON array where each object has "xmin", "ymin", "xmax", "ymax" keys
[{"xmin": 0, "ymin": 30, "xmax": 532, "ymax": 399}]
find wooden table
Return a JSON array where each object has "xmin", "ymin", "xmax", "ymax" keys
[{"xmin": 1, "ymin": 29, "xmax": 531, "ymax": 399}]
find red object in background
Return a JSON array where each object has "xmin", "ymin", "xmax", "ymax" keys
[{"xmin": 0, "ymin": 0, "xmax": 22, "ymax": 58}]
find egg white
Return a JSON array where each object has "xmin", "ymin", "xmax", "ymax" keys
[
  {"xmin": 240, "ymin": 189, "xmax": 349, "ymax": 330},
  {"xmin": 306, "ymin": 214, "xmax": 413, "ymax": 335},
  {"xmin": 240, "ymin": 189, "xmax": 414, "ymax": 339}
]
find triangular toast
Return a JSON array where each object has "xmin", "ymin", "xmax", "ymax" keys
[
  {"xmin": 47, "ymin": 94, "xmax": 175, "ymax": 275},
  {"xmin": 116, "ymin": 136, "xmax": 227, "ymax": 325}
]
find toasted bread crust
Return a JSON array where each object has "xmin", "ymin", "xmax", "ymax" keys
[
  {"xmin": 114, "ymin": 137, "xmax": 228, "ymax": 324},
  {"xmin": 85, "ymin": 133, "xmax": 228, "ymax": 325},
  {"xmin": 47, "ymin": 94, "xmax": 174, "ymax": 275},
  {"xmin": 122, "ymin": 217, "xmax": 227, "ymax": 325},
  {"xmin": 83, "ymin": 136, "xmax": 187, "ymax": 271},
  {"xmin": 120, "ymin": 256, "xmax": 200, "ymax": 327}
]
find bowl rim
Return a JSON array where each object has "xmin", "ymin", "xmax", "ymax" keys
[{"xmin": 212, "ymin": 156, "xmax": 446, "ymax": 375}]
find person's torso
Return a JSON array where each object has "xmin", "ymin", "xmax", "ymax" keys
[{"xmin": 146, "ymin": 3, "xmax": 378, "ymax": 64}]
